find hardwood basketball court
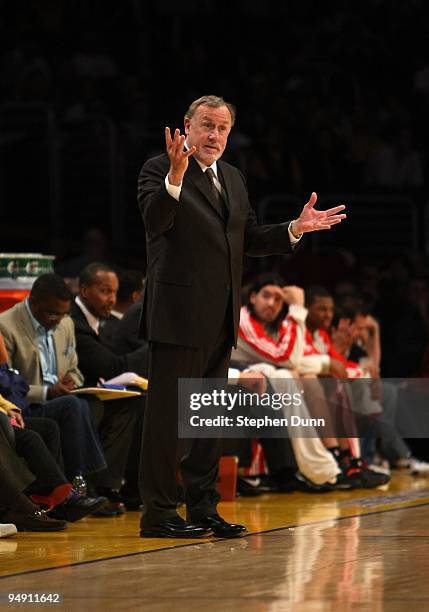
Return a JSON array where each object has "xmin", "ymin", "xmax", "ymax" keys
[{"xmin": 1, "ymin": 473, "xmax": 429, "ymax": 610}]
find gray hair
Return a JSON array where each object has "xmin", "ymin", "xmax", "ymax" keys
[{"xmin": 185, "ymin": 95, "xmax": 236, "ymax": 126}]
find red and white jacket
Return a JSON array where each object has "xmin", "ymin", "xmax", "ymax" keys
[
  {"xmin": 231, "ymin": 304, "xmax": 307, "ymax": 370},
  {"xmin": 299, "ymin": 326, "xmax": 363, "ymax": 378}
]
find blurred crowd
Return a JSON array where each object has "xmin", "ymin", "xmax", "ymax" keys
[{"xmin": 0, "ymin": 1, "xmax": 427, "ymax": 228}]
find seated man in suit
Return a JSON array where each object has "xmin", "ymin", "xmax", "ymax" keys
[
  {"xmin": 101, "ymin": 268, "xmax": 144, "ymax": 346},
  {"xmin": 112, "ymin": 300, "xmax": 145, "ymax": 354},
  {"xmin": 0, "ymin": 278, "xmax": 107, "ymax": 515},
  {"xmin": 108, "ymin": 298, "xmax": 148, "ymax": 508},
  {"xmin": 70, "ymin": 262, "xmax": 146, "ymax": 508},
  {"xmin": 71, "ymin": 262, "xmax": 148, "ymax": 383}
]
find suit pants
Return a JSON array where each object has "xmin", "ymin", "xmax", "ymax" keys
[
  {"xmin": 25, "ymin": 395, "xmax": 106, "ymax": 481},
  {"xmin": 25, "ymin": 417, "xmax": 64, "ymax": 470},
  {"xmin": 0, "ymin": 413, "xmax": 35, "ymax": 513},
  {"xmin": 139, "ymin": 324, "xmax": 232, "ymax": 526},
  {"xmin": 13, "ymin": 421, "xmax": 68, "ymax": 494},
  {"xmin": 89, "ymin": 395, "xmax": 143, "ymax": 490}
]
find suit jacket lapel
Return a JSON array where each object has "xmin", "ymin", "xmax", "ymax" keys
[
  {"xmin": 17, "ymin": 302, "xmax": 42, "ymax": 378},
  {"xmin": 53, "ymin": 325, "xmax": 66, "ymax": 376},
  {"xmin": 18, "ymin": 303, "xmax": 40, "ymax": 353}
]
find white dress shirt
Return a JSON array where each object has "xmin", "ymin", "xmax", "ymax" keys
[{"xmin": 75, "ymin": 296, "xmax": 100, "ymax": 335}]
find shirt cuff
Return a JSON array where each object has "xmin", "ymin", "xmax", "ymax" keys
[
  {"xmin": 42, "ymin": 385, "xmax": 48, "ymax": 402},
  {"xmin": 288, "ymin": 304, "xmax": 308, "ymax": 324},
  {"xmin": 320, "ymin": 355, "xmax": 331, "ymax": 375},
  {"xmin": 165, "ymin": 174, "xmax": 182, "ymax": 201},
  {"xmin": 288, "ymin": 222, "xmax": 302, "ymax": 245},
  {"xmin": 227, "ymin": 368, "xmax": 241, "ymax": 385},
  {"xmin": 298, "ymin": 355, "xmax": 329, "ymax": 376}
]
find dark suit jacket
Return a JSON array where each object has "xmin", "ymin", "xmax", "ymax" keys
[
  {"xmin": 101, "ymin": 302, "xmax": 149, "ymax": 378},
  {"xmin": 70, "ymin": 303, "xmax": 148, "ymax": 386},
  {"xmin": 99, "ymin": 314, "xmax": 121, "ymax": 347},
  {"xmin": 137, "ymin": 154, "xmax": 295, "ymax": 349},
  {"xmin": 111, "ymin": 302, "xmax": 147, "ymax": 349}
]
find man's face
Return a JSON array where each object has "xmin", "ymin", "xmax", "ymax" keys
[
  {"xmin": 250, "ymin": 285, "xmax": 284, "ymax": 323},
  {"xmin": 185, "ymin": 104, "xmax": 232, "ymax": 166},
  {"xmin": 354, "ymin": 314, "xmax": 369, "ymax": 344},
  {"xmin": 80, "ymin": 271, "xmax": 118, "ymax": 319},
  {"xmin": 307, "ymin": 296, "xmax": 334, "ymax": 330},
  {"xmin": 29, "ymin": 296, "xmax": 70, "ymax": 331}
]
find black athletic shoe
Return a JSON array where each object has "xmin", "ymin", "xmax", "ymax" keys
[
  {"xmin": 329, "ymin": 472, "xmax": 354, "ymax": 490},
  {"xmin": 345, "ymin": 459, "xmax": 390, "ymax": 489},
  {"xmin": 236, "ymin": 477, "xmax": 263, "ymax": 497},
  {"xmin": 290, "ymin": 472, "xmax": 334, "ymax": 493}
]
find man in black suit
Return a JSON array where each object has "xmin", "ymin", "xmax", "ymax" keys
[
  {"xmin": 101, "ymin": 268, "xmax": 144, "ymax": 347},
  {"xmin": 137, "ymin": 95, "xmax": 346, "ymax": 538},
  {"xmin": 70, "ymin": 263, "xmax": 147, "ymax": 512},
  {"xmin": 111, "ymin": 300, "xmax": 146, "ymax": 358},
  {"xmin": 71, "ymin": 264, "xmax": 148, "ymax": 385}
]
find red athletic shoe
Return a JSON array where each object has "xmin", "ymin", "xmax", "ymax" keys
[{"xmin": 30, "ymin": 483, "xmax": 73, "ymax": 511}]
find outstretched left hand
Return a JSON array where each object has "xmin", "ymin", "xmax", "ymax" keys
[{"xmin": 291, "ymin": 192, "xmax": 346, "ymax": 236}]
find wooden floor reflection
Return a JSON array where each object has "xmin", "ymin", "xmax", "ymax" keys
[{"xmin": 1, "ymin": 473, "xmax": 429, "ymax": 610}]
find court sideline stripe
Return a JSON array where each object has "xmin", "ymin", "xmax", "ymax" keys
[{"xmin": 1, "ymin": 499, "xmax": 429, "ymax": 581}]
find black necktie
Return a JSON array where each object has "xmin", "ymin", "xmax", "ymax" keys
[
  {"xmin": 205, "ymin": 167, "xmax": 221, "ymax": 201},
  {"xmin": 205, "ymin": 167, "xmax": 228, "ymax": 219}
]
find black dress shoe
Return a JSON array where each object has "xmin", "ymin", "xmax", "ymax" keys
[
  {"xmin": 92, "ymin": 500, "xmax": 126, "ymax": 517},
  {"xmin": 94, "ymin": 488, "xmax": 126, "ymax": 516},
  {"xmin": 140, "ymin": 516, "xmax": 212, "ymax": 538},
  {"xmin": 0, "ymin": 509, "xmax": 67, "ymax": 532},
  {"xmin": 193, "ymin": 514, "xmax": 247, "ymax": 538},
  {"xmin": 122, "ymin": 497, "xmax": 143, "ymax": 511},
  {"xmin": 50, "ymin": 495, "xmax": 108, "ymax": 522}
]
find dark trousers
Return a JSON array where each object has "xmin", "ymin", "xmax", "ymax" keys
[
  {"xmin": 13, "ymin": 422, "xmax": 67, "ymax": 494},
  {"xmin": 121, "ymin": 398, "xmax": 145, "ymax": 497},
  {"xmin": 0, "ymin": 413, "xmax": 35, "ymax": 513},
  {"xmin": 25, "ymin": 417, "xmax": 64, "ymax": 470},
  {"xmin": 85, "ymin": 395, "xmax": 142, "ymax": 490},
  {"xmin": 25, "ymin": 395, "xmax": 106, "ymax": 480},
  {"xmin": 139, "ymin": 324, "xmax": 231, "ymax": 526}
]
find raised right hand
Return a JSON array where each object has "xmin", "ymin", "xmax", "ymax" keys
[
  {"xmin": 165, "ymin": 127, "xmax": 196, "ymax": 186},
  {"xmin": 280, "ymin": 285, "xmax": 305, "ymax": 307}
]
